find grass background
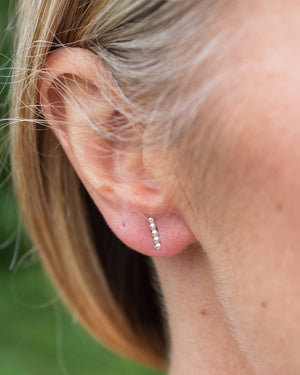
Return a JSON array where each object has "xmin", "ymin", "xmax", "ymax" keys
[{"xmin": 0, "ymin": 2, "xmax": 165, "ymax": 374}]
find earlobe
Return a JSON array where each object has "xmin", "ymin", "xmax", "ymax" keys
[{"xmin": 39, "ymin": 47, "xmax": 197, "ymax": 258}]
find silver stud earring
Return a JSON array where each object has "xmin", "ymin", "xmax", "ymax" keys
[{"xmin": 148, "ymin": 217, "xmax": 161, "ymax": 250}]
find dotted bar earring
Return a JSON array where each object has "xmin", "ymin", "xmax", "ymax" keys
[{"xmin": 148, "ymin": 217, "xmax": 161, "ymax": 250}]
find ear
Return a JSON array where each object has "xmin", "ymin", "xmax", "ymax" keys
[{"xmin": 39, "ymin": 47, "xmax": 196, "ymax": 257}]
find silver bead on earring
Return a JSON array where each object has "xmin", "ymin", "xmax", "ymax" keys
[{"xmin": 148, "ymin": 217, "xmax": 161, "ymax": 250}]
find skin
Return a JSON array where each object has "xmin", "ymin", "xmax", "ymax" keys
[{"xmin": 39, "ymin": 2, "xmax": 300, "ymax": 374}]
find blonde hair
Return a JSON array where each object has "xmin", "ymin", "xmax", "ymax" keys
[{"xmin": 10, "ymin": 0, "xmax": 229, "ymax": 369}]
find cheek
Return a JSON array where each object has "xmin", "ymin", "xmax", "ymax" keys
[
  {"xmin": 209, "ymin": 94, "xmax": 300, "ymax": 373},
  {"xmin": 196, "ymin": 27, "xmax": 300, "ymax": 374}
]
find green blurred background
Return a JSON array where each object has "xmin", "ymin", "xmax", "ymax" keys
[{"xmin": 0, "ymin": 2, "xmax": 164, "ymax": 374}]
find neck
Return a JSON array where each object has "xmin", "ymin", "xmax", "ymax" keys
[{"xmin": 153, "ymin": 244, "xmax": 254, "ymax": 375}]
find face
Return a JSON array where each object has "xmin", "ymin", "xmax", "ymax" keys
[{"xmin": 183, "ymin": 2, "xmax": 300, "ymax": 373}]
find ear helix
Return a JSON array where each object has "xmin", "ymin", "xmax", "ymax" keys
[{"xmin": 148, "ymin": 217, "xmax": 161, "ymax": 250}]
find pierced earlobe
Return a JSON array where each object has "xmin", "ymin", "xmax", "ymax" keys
[{"xmin": 148, "ymin": 217, "xmax": 161, "ymax": 250}]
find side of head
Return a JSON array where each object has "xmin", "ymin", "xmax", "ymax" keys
[
  {"xmin": 10, "ymin": 0, "xmax": 300, "ymax": 373},
  {"xmin": 10, "ymin": 0, "xmax": 227, "ymax": 369}
]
